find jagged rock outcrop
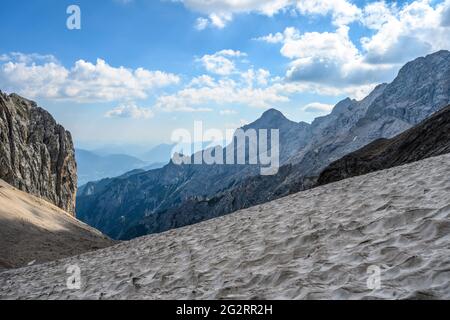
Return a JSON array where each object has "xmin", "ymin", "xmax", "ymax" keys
[
  {"xmin": 0, "ymin": 92, "xmax": 77, "ymax": 215},
  {"xmin": 318, "ymin": 105, "xmax": 450, "ymax": 185}
]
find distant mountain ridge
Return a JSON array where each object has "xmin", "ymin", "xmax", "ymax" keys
[
  {"xmin": 75, "ymin": 149, "xmax": 164, "ymax": 186},
  {"xmin": 140, "ymin": 143, "xmax": 175, "ymax": 163},
  {"xmin": 77, "ymin": 108, "xmax": 307, "ymax": 238},
  {"xmin": 77, "ymin": 50, "xmax": 450, "ymax": 239}
]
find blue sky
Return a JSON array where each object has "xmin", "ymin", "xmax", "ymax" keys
[{"xmin": 1, "ymin": 0, "xmax": 449, "ymax": 151}]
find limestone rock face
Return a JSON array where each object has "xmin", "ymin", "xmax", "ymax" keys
[{"xmin": 0, "ymin": 92, "xmax": 77, "ymax": 215}]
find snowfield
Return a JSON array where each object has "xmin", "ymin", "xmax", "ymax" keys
[{"xmin": 1, "ymin": 154, "xmax": 450, "ymax": 300}]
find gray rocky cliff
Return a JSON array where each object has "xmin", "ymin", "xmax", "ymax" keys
[{"xmin": 0, "ymin": 92, "xmax": 77, "ymax": 215}]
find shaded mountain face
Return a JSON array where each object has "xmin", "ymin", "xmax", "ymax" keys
[
  {"xmin": 318, "ymin": 105, "xmax": 450, "ymax": 185},
  {"xmin": 78, "ymin": 50, "xmax": 450, "ymax": 240},
  {"xmin": 0, "ymin": 92, "xmax": 77, "ymax": 215},
  {"xmin": 76, "ymin": 149, "xmax": 153, "ymax": 186}
]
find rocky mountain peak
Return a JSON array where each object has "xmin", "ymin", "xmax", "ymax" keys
[
  {"xmin": 244, "ymin": 108, "xmax": 295, "ymax": 130},
  {"xmin": 394, "ymin": 50, "xmax": 450, "ymax": 84},
  {"xmin": 261, "ymin": 108, "xmax": 285, "ymax": 119},
  {"xmin": 365, "ymin": 50, "xmax": 450, "ymax": 124},
  {"xmin": 329, "ymin": 97, "xmax": 355, "ymax": 115},
  {"xmin": 0, "ymin": 91, "xmax": 77, "ymax": 215}
]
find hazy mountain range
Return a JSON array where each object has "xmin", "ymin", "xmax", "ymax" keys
[
  {"xmin": 76, "ymin": 141, "xmax": 219, "ymax": 186},
  {"xmin": 75, "ymin": 149, "xmax": 167, "ymax": 186}
]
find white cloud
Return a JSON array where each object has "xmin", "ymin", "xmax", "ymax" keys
[
  {"xmin": 253, "ymin": 1, "xmax": 450, "ymax": 98},
  {"xmin": 189, "ymin": 75, "xmax": 217, "ymax": 87},
  {"xmin": 219, "ymin": 109, "xmax": 238, "ymax": 115},
  {"xmin": 105, "ymin": 103, "xmax": 154, "ymax": 119},
  {"xmin": 192, "ymin": 12, "xmax": 233, "ymax": 29},
  {"xmin": 0, "ymin": 52, "xmax": 58, "ymax": 64},
  {"xmin": 253, "ymin": 27, "xmax": 300, "ymax": 44},
  {"xmin": 281, "ymin": 26, "xmax": 357, "ymax": 61},
  {"xmin": 198, "ymin": 50, "xmax": 246, "ymax": 75},
  {"xmin": 281, "ymin": 26, "xmax": 396, "ymax": 88},
  {"xmin": 360, "ymin": 0, "xmax": 450, "ymax": 64},
  {"xmin": 302, "ymin": 102, "xmax": 334, "ymax": 114},
  {"xmin": 0, "ymin": 53, "xmax": 180, "ymax": 102},
  {"xmin": 152, "ymin": 61, "xmax": 369, "ymax": 112},
  {"xmin": 194, "ymin": 17, "xmax": 209, "ymax": 30},
  {"xmin": 253, "ymin": 32, "xmax": 284, "ymax": 44},
  {"xmin": 178, "ymin": 0, "xmax": 291, "ymax": 16},
  {"xmin": 241, "ymin": 68, "xmax": 271, "ymax": 87},
  {"xmin": 295, "ymin": 0, "xmax": 361, "ymax": 26},
  {"xmin": 209, "ymin": 13, "xmax": 232, "ymax": 29},
  {"xmin": 154, "ymin": 73, "xmax": 290, "ymax": 112},
  {"xmin": 361, "ymin": 1, "xmax": 397, "ymax": 30},
  {"xmin": 177, "ymin": 0, "xmax": 360, "ymax": 29}
]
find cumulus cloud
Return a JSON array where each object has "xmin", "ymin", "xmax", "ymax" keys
[
  {"xmin": 253, "ymin": 32, "xmax": 284, "ymax": 44},
  {"xmin": 295, "ymin": 0, "xmax": 361, "ymax": 26},
  {"xmin": 178, "ymin": 0, "xmax": 361, "ymax": 29},
  {"xmin": 254, "ymin": 1, "xmax": 450, "ymax": 98},
  {"xmin": 219, "ymin": 109, "xmax": 238, "ymax": 115},
  {"xmin": 361, "ymin": 1, "xmax": 396, "ymax": 30},
  {"xmin": 152, "ymin": 61, "xmax": 370, "ymax": 113},
  {"xmin": 302, "ymin": 102, "xmax": 334, "ymax": 114},
  {"xmin": 198, "ymin": 50, "xmax": 247, "ymax": 75},
  {"xmin": 360, "ymin": 0, "xmax": 450, "ymax": 64},
  {"xmin": 194, "ymin": 17, "xmax": 209, "ymax": 30},
  {"xmin": 105, "ymin": 103, "xmax": 154, "ymax": 119},
  {"xmin": 154, "ymin": 77, "xmax": 288, "ymax": 111},
  {"xmin": 154, "ymin": 68, "xmax": 293, "ymax": 112},
  {"xmin": 0, "ymin": 53, "xmax": 180, "ymax": 102},
  {"xmin": 253, "ymin": 27, "xmax": 299, "ymax": 43},
  {"xmin": 241, "ymin": 68, "xmax": 271, "ymax": 87},
  {"xmin": 281, "ymin": 26, "xmax": 396, "ymax": 89},
  {"xmin": 179, "ymin": 0, "xmax": 290, "ymax": 18}
]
